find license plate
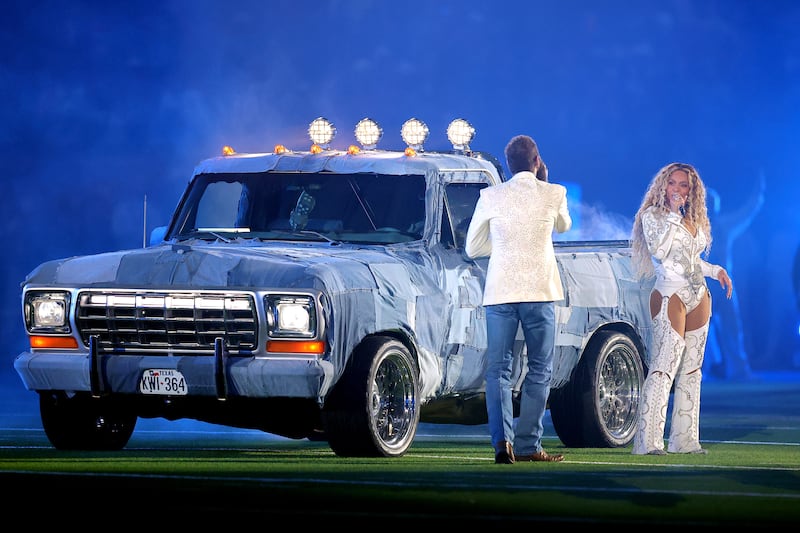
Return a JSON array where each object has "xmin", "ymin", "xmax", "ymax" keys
[{"xmin": 139, "ymin": 369, "xmax": 187, "ymax": 396}]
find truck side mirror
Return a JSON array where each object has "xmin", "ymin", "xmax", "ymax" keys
[{"xmin": 149, "ymin": 226, "xmax": 167, "ymax": 246}]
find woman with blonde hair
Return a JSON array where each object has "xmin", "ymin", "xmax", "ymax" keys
[{"xmin": 630, "ymin": 162, "xmax": 733, "ymax": 455}]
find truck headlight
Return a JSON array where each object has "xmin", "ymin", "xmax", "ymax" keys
[
  {"xmin": 354, "ymin": 118, "xmax": 382, "ymax": 150},
  {"xmin": 265, "ymin": 295, "xmax": 317, "ymax": 339},
  {"xmin": 25, "ymin": 291, "xmax": 71, "ymax": 333},
  {"xmin": 308, "ymin": 117, "xmax": 336, "ymax": 149},
  {"xmin": 447, "ymin": 118, "xmax": 475, "ymax": 152},
  {"xmin": 401, "ymin": 118, "xmax": 429, "ymax": 151}
]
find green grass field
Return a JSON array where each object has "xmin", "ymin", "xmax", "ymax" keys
[{"xmin": 1, "ymin": 374, "xmax": 798, "ymax": 526}]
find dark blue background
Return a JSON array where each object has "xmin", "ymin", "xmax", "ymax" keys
[{"xmin": 3, "ymin": 0, "xmax": 799, "ymax": 390}]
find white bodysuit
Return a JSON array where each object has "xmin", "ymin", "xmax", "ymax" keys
[{"xmin": 642, "ymin": 206, "xmax": 721, "ymax": 313}]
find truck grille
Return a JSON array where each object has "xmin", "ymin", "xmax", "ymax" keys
[{"xmin": 76, "ymin": 291, "xmax": 258, "ymax": 354}]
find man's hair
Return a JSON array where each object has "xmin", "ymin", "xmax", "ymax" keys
[{"xmin": 505, "ymin": 135, "xmax": 540, "ymax": 175}]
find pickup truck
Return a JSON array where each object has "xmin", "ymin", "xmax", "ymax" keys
[{"xmin": 14, "ymin": 117, "xmax": 653, "ymax": 457}]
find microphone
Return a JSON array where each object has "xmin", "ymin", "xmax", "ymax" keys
[{"xmin": 672, "ymin": 193, "xmax": 686, "ymax": 218}]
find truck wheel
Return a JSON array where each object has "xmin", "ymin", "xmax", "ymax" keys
[
  {"xmin": 549, "ymin": 330, "xmax": 644, "ymax": 448},
  {"xmin": 322, "ymin": 336, "xmax": 420, "ymax": 457},
  {"xmin": 39, "ymin": 391, "xmax": 136, "ymax": 451}
]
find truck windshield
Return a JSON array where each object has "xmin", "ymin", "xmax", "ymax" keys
[{"xmin": 169, "ymin": 172, "xmax": 427, "ymax": 244}]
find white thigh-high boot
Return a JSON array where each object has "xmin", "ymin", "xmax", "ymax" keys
[
  {"xmin": 632, "ymin": 299, "xmax": 685, "ymax": 455},
  {"xmin": 668, "ymin": 322, "xmax": 709, "ymax": 453}
]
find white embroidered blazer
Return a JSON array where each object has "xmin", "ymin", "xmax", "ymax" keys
[
  {"xmin": 465, "ymin": 171, "xmax": 572, "ymax": 305},
  {"xmin": 641, "ymin": 206, "xmax": 721, "ymax": 295}
]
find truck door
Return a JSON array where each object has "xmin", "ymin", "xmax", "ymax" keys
[{"xmin": 434, "ymin": 179, "xmax": 491, "ymax": 393}]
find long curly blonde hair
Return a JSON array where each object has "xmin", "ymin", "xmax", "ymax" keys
[{"xmin": 630, "ymin": 162, "xmax": 713, "ymax": 279}]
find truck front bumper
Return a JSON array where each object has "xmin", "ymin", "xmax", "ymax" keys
[{"xmin": 14, "ymin": 351, "xmax": 334, "ymax": 401}]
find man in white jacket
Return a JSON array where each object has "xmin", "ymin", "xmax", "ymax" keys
[{"xmin": 465, "ymin": 135, "xmax": 572, "ymax": 464}]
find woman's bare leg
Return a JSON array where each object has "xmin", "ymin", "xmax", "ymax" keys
[
  {"xmin": 634, "ymin": 293, "xmax": 686, "ymax": 454},
  {"xmin": 669, "ymin": 291, "xmax": 711, "ymax": 453}
]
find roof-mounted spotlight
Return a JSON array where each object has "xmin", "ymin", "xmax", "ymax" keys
[
  {"xmin": 401, "ymin": 118, "xmax": 429, "ymax": 152},
  {"xmin": 354, "ymin": 118, "xmax": 383, "ymax": 150},
  {"xmin": 308, "ymin": 117, "xmax": 336, "ymax": 150},
  {"xmin": 447, "ymin": 118, "xmax": 475, "ymax": 153}
]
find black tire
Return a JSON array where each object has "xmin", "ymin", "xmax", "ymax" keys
[
  {"xmin": 322, "ymin": 336, "xmax": 420, "ymax": 457},
  {"xmin": 549, "ymin": 330, "xmax": 644, "ymax": 448},
  {"xmin": 39, "ymin": 391, "xmax": 137, "ymax": 451}
]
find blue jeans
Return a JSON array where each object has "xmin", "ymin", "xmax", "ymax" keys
[{"xmin": 485, "ymin": 301, "xmax": 555, "ymax": 456}]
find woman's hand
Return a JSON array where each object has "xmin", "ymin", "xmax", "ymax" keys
[
  {"xmin": 670, "ymin": 193, "xmax": 687, "ymax": 216},
  {"xmin": 717, "ymin": 268, "xmax": 733, "ymax": 299}
]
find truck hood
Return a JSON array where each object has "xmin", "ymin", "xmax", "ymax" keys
[
  {"xmin": 23, "ymin": 239, "xmax": 450, "ymax": 401},
  {"xmin": 23, "ymin": 240, "xmax": 409, "ymax": 291}
]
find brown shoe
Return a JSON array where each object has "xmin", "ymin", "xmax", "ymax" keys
[
  {"xmin": 494, "ymin": 440, "xmax": 515, "ymax": 464},
  {"xmin": 516, "ymin": 450, "xmax": 564, "ymax": 462}
]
